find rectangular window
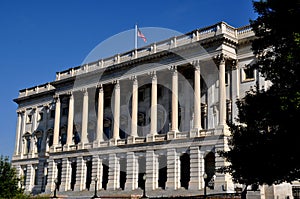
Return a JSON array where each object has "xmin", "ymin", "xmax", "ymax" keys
[
  {"xmin": 241, "ymin": 65, "xmax": 255, "ymax": 82},
  {"xmin": 244, "ymin": 67, "xmax": 255, "ymax": 79}
]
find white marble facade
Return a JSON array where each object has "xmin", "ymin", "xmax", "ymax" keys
[{"xmin": 12, "ymin": 22, "xmax": 295, "ymax": 198}]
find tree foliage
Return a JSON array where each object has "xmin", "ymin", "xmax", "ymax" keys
[
  {"xmin": 220, "ymin": 0, "xmax": 300, "ymax": 193},
  {"xmin": 0, "ymin": 155, "xmax": 23, "ymax": 199}
]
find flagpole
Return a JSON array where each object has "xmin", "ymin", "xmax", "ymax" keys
[{"xmin": 135, "ymin": 24, "xmax": 138, "ymax": 49}]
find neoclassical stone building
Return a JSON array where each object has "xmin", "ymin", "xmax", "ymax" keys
[{"xmin": 12, "ymin": 22, "xmax": 296, "ymax": 198}]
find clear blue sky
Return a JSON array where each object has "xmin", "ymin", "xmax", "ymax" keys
[{"xmin": 0, "ymin": 0, "xmax": 257, "ymax": 159}]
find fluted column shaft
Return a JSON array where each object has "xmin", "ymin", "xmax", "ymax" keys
[
  {"xmin": 150, "ymin": 73, "xmax": 157, "ymax": 135},
  {"xmin": 81, "ymin": 89, "xmax": 89, "ymax": 143},
  {"xmin": 219, "ymin": 58, "xmax": 226, "ymax": 126},
  {"xmin": 14, "ymin": 112, "xmax": 22, "ymax": 155},
  {"xmin": 53, "ymin": 97, "xmax": 61, "ymax": 146},
  {"xmin": 194, "ymin": 63, "xmax": 202, "ymax": 130},
  {"xmin": 67, "ymin": 94, "xmax": 74, "ymax": 145},
  {"xmin": 171, "ymin": 67, "xmax": 178, "ymax": 132},
  {"xmin": 30, "ymin": 108, "xmax": 37, "ymax": 155},
  {"xmin": 113, "ymin": 82, "xmax": 120, "ymax": 139},
  {"xmin": 20, "ymin": 111, "xmax": 26, "ymax": 156},
  {"xmin": 131, "ymin": 78, "xmax": 138, "ymax": 137},
  {"xmin": 96, "ymin": 87, "xmax": 104, "ymax": 141}
]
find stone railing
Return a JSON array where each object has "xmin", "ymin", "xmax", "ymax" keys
[
  {"xmin": 45, "ymin": 129, "xmax": 218, "ymax": 153},
  {"xmin": 55, "ymin": 22, "xmax": 253, "ymax": 81},
  {"xmin": 18, "ymin": 83, "xmax": 54, "ymax": 98}
]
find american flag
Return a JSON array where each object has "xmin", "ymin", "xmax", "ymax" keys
[{"xmin": 137, "ymin": 28, "xmax": 147, "ymax": 43}]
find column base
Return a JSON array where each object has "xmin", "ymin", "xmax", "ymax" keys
[
  {"xmin": 167, "ymin": 131, "xmax": 178, "ymax": 140},
  {"xmin": 109, "ymin": 138, "xmax": 118, "ymax": 146},
  {"xmin": 216, "ymin": 124, "xmax": 230, "ymax": 136},
  {"xmin": 146, "ymin": 134, "xmax": 156, "ymax": 142},
  {"xmin": 93, "ymin": 140, "xmax": 102, "ymax": 148},
  {"xmin": 189, "ymin": 128, "xmax": 201, "ymax": 138},
  {"xmin": 127, "ymin": 136, "xmax": 136, "ymax": 144}
]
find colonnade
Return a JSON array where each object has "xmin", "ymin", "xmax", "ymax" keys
[{"xmin": 14, "ymin": 57, "xmax": 228, "ymax": 155}]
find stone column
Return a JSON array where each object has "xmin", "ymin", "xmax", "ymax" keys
[
  {"xmin": 131, "ymin": 77, "xmax": 138, "ymax": 137},
  {"xmin": 189, "ymin": 146, "xmax": 205, "ymax": 190},
  {"xmin": 145, "ymin": 150, "xmax": 158, "ymax": 191},
  {"xmin": 75, "ymin": 156, "xmax": 86, "ymax": 191},
  {"xmin": 53, "ymin": 96, "xmax": 61, "ymax": 146},
  {"xmin": 45, "ymin": 159, "xmax": 56, "ymax": 193},
  {"xmin": 41, "ymin": 105, "xmax": 49, "ymax": 152},
  {"xmin": 171, "ymin": 66, "xmax": 178, "ymax": 132},
  {"xmin": 20, "ymin": 111, "xmax": 26, "ymax": 157},
  {"xmin": 107, "ymin": 153, "xmax": 120, "ymax": 190},
  {"xmin": 67, "ymin": 93, "xmax": 74, "ymax": 145},
  {"xmin": 219, "ymin": 56, "xmax": 226, "ymax": 126},
  {"xmin": 31, "ymin": 108, "xmax": 37, "ymax": 133},
  {"xmin": 150, "ymin": 72, "xmax": 157, "ymax": 135},
  {"xmin": 30, "ymin": 108, "xmax": 37, "ymax": 156},
  {"xmin": 60, "ymin": 158, "xmax": 71, "ymax": 191},
  {"xmin": 81, "ymin": 89, "xmax": 89, "ymax": 144},
  {"xmin": 125, "ymin": 152, "xmax": 138, "ymax": 190},
  {"xmin": 91, "ymin": 155, "xmax": 102, "ymax": 190},
  {"xmin": 14, "ymin": 111, "xmax": 22, "ymax": 155},
  {"xmin": 166, "ymin": 148, "xmax": 180, "ymax": 190},
  {"xmin": 194, "ymin": 61, "xmax": 202, "ymax": 130},
  {"xmin": 113, "ymin": 81, "xmax": 120, "ymax": 140},
  {"xmin": 96, "ymin": 86, "xmax": 104, "ymax": 142}
]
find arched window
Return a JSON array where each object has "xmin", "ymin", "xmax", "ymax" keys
[{"xmin": 204, "ymin": 152, "xmax": 216, "ymax": 189}]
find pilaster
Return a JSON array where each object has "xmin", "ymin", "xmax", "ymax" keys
[
  {"xmin": 125, "ymin": 152, "xmax": 138, "ymax": 190},
  {"xmin": 45, "ymin": 159, "xmax": 56, "ymax": 193},
  {"xmin": 74, "ymin": 156, "xmax": 86, "ymax": 191},
  {"xmin": 166, "ymin": 148, "xmax": 180, "ymax": 190},
  {"xmin": 145, "ymin": 150, "xmax": 158, "ymax": 191},
  {"xmin": 91, "ymin": 155, "xmax": 102, "ymax": 190},
  {"xmin": 214, "ymin": 137, "xmax": 234, "ymax": 192},
  {"xmin": 107, "ymin": 153, "xmax": 120, "ymax": 190},
  {"xmin": 189, "ymin": 146, "xmax": 205, "ymax": 190},
  {"xmin": 25, "ymin": 164, "xmax": 34, "ymax": 192},
  {"xmin": 60, "ymin": 158, "xmax": 71, "ymax": 191}
]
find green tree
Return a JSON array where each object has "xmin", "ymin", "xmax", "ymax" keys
[
  {"xmin": 0, "ymin": 155, "xmax": 23, "ymax": 199},
  {"xmin": 220, "ymin": 0, "xmax": 300, "ymax": 198}
]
